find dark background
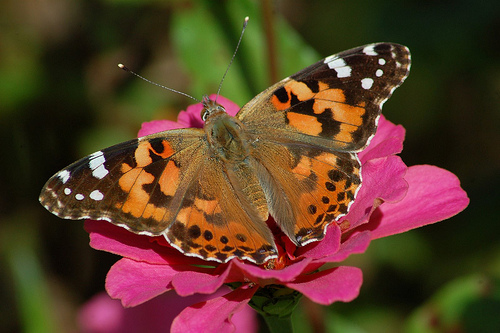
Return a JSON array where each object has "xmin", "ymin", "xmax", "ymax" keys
[{"xmin": 1, "ymin": 0, "xmax": 499, "ymax": 332}]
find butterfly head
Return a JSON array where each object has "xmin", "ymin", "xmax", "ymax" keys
[{"xmin": 201, "ymin": 95, "xmax": 226, "ymax": 122}]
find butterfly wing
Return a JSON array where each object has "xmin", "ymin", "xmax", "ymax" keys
[
  {"xmin": 40, "ymin": 128, "xmax": 276, "ymax": 263},
  {"xmin": 164, "ymin": 157, "xmax": 276, "ymax": 263},
  {"xmin": 239, "ymin": 43, "xmax": 411, "ymax": 245},
  {"xmin": 40, "ymin": 129, "xmax": 206, "ymax": 234},
  {"xmin": 249, "ymin": 140, "xmax": 361, "ymax": 245},
  {"xmin": 238, "ymin": 43, "xmax": 411, "ymax": 151}
]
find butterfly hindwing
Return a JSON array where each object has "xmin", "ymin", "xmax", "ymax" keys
[
  {"xmin": 165, "ymin": 157, "xmax": 276, "ymax": 263},
  {"xmin": 250, "ymin": 140, "xmax": 361, "ymax": 245}
]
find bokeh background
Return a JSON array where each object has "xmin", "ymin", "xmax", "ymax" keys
[{"xmin": 1, "ymin": 0, "xmax": 499, "ymax": 332}]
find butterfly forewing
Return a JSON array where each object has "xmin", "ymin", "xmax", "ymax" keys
[
  {"xmin": 40, "ymin": 129, "xmax": 206, "ymax": 234},
  {"xmin": 238, "ymin": 43, "xmax": 411, "ymax": 152}
]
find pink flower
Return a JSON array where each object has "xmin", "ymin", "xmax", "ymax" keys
[{"xmin": 83, "ymin": 95, "xmax": 469, "ymax": 332}]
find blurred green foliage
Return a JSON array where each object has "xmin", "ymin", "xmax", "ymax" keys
[{"xmin": 1, "ymin": 0, "xmax": 499, "ymax": 332}]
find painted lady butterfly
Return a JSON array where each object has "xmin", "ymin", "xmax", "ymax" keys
[{"xmin": 40, "ymin": 43, "xmax": 411, "ymax": 264}]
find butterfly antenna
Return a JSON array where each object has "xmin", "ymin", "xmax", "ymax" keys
[
  {"xmin": 117, "ymin": 64, "xmax": 200, "ymax": 103},
  {"xmin": 215, "ymin": 16, "xmax": 249, "ymax": 102}
]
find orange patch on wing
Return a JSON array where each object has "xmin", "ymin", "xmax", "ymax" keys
[
  {"xmin": 134, "ymin": 142, "xmax": 153, "ymax": 167},
  {"xmin": 121, "ymin": 162, "xmax": 132, "ymax": 174},
  {"xmin": 292, "ymin": 156, "xmax": 313, "ymax": 178},
  {"xmin": 312, "ymin": 88, "xmax": 366, "ymax": 126},
  {"xmin": 298, "ymin": 153, "xmax": 335, "ymax": 185},
  {"xmin": 175, "ymin": 206, "xmax": 192, "ymax": 225},
  {"xmin": 142, "ymin": 204, "xmax": 167, "ymax": 221},
  {"xmin": 332, "ymin": 103, "xmax": 366, "ymax": 126},
  {"xmin": 271, "ymin": 80, "xmax": 316, "ymax": 111},
  {"xmin": 314, "ymin": 88, "xmax": 346, "ymax": 106},
  {"xmin": 288, "ymin": 80, "xmax": 315, "ymax": 101},
  {"xmin": 118, "ymin": 169, "xmax": 154, "ymax": 218},
  {"xmin": 155, "ymin": 140, "xmax": 175, "ymax": 158},
  {"xmin": 194, "ymin": 198, "xmax": 221, "ymax": 215},
  {"xmin": 313, "ymin": 155, "xmax": 336, "ymax": 175},
  {"xmin": 134, "ymin": 140, "xmax": 175, "ymax": 168},
  {"xmin": 334, "ymin": 123, "xmax": 358, "ymax": 144},
  {"xmin": 315, "ymin": 151, "xmax": 338, "ymax": 165},
  {"xmin": 176, "ymin": 206, "xmax": 216, "ymax": 234},
  {"xmin": 287, "ymin": 112, "xmax": 322, "ymax": 135},
  {"xmin": 221, "ymin": 219, "xmax": 270, "ymax": 252},
  {"xmin": 116, "ymin": 145, "xmax": 178, "ymax": 220},
  {"xmin": 271, "ymin": 94, "xmax": 289, "ymax": 111},
  {"xmin": 118, "ymin": 168, "xmax": 142, "ymax": 193},
  {"xmin": 158, "ymin": 160, "xmax": 180, "ymax": 197}
]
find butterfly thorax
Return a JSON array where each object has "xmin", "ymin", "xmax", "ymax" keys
[{"xmin": 202, "ymin": 98, "xmax": 249, "ymax": 162}]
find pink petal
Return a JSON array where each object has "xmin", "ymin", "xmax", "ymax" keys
[
  {"xmin": 172, "ymin": 267, "xmax": 231, "ymax": 296},
  {"xmin": 231, "ymin": 257, "xmax": 312, "ymax": 283},
  {"xmin": 138, "ymin": 120, "xmax": 184, "ymax": 137},
  {"xmin": 295, "ymin": 223, "xmax": 341, "ymax": 260},
  {"xmin": 286, "ymin": 266, "xmax": 362, "ymax": 305},
  {"xmin": 177, "ymin": 108, "xmax": 204, "ymax": 128},
  {"xmin": 106, "ymin": 258, "xmax": 177, "ymax": 307},
  {"xmin": 345, "ymin": 156, "xmax": 408, "ymax": 230},
  {"xmin": 360, "ymin": 116, "xmax": 406, "ymax": 162},
  {"xmin": 211, "ymin": 94, "xmax": 241, "ymax": 116},
  {"xmin": 171, "ymin": 285, "xmax": 257, "ymax": 333},
  {"xmin": 318, "ymin": 231, "xmax": 372, "ymax": 263},
  {"xmin": 79, "ymin": 293, "xmax": 125, "ymax": 333},
  {"xmin": 85, "ymin": 221, "xmax": 202, "ymax": 266},
  {"xmin": 368, "ymin": 165, "xmax": 469, "ymax": 239}
]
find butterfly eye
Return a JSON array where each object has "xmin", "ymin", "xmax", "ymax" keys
[{"xmin": 201, "ymin": 110, "xmax": 208, "ymax": 121}]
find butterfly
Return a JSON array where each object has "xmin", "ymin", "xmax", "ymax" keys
[{"xmin": 40, "ymin": 43, "xmax": 411, "ymax": 264}]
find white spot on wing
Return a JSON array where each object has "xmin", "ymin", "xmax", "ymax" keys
[
  {"xmin": 90, "ymin": 190, "xmax": 104, "ymax": 201},
  {"xmin": 378, "ymin": 58, "xmax": 386, "ymax": 65},
  {"xmin": 75, "ymin": 194, "xmax": 84, "ymax": 201},
  {"xmin": 361, "ymin": 78, "xmax": 374, "ymax": 90},
  {"xmin": 324, "ymin": 57, "xmax": 352, "ymax": 78},
  {"xmin": 376, "ymin": 69, "xmax": 383, "ymax": 77},
  {"xmin": 324, "ymin": 54, "xmax": 339, "ymax": 63},
  {"xmin": 335, "ymin": 66, "xmax": 352, "ymax": 78},
  {"xmin": 64, "ymin": 188, "xmax": 72, "ymax": 195},
  {"xmin": 363, "ymin": 45, "xmax": 377, "ymax": 56},
  {"xmin": 57, "ymin": 170, "xmax": 71, "ymax": 184},
  {"xmin": 89, "ymin": 151, "xmax": 109, "ymax": 180}
]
